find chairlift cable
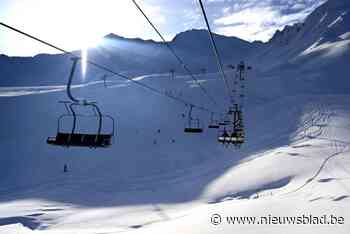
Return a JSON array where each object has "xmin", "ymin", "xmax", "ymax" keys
[
  {"xmin": 197, "ymin": 0, "xmax": 232, "ymax": 106},
  {"xmin": 131, "ymin": 0, "xmax": 220, "ymax": 109}
]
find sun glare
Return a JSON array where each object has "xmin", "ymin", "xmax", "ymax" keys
[
  {"xmin": 3, "ymin": 0, "xmax": 162, "ymax": 56},
  {"xmin": 81, "ymin": 47, "xmax": 88, "ymax": 79}
]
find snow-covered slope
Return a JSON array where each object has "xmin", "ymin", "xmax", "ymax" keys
[
  {"xmin": 252, "ymin": 0, "xmax": 350, "ymax": 74},
  {"xmin": 1, "ymin": 74, "xmax": 350, "ymax": 234},
  {"xmin": 0, "ymin": 1, "xmax": 350, "ymax": 234}
]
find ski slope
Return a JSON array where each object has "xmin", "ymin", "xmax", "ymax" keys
[
  {"xmin": 1, "ymin": 69, "xmax": 350, "ymax": 234},
  {"xmin": 1, "ymin": 0, "xmax": 350, "ymax": 233}
]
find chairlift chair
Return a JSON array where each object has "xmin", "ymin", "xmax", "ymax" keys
[
  {"xmin": 219, "ymin": 121, "xmax": 227, "ymax": 126},
  {"xmin": 184, "ymin": 105, "xmax": 203, "ymax": 133},
  {"xmin": 208, "ymin": 123, "xmax": 220, "ymax": 129},
  {"xmin": 217, "ymin": 128, "xmax": 245, "ymax": 146},
  {"xmin": 228, "ymin": 107, "xmax": 235, "ymax": 115},
  {"xmin": 47, "ymin": 57, "xmax": 116, "ymax": 148},
  {"xmin": 218, "ymin": 128, "xmax": 231, "ymax": 144},
  {"xmin": 47, "ymin": 102, "xmax": 115, "ymax": 148},
  {"xmin": 228, "ymin": 104, "xmax": 240, "ymax": 116},
  {"xmin": 230, "ymin": 129, "xmax": 245, "ymax": 145},
  {"xmin": 184, "ymin": 118, "xmax": 203, "ymax": 133},
  {"xmin": 219, "ymin": 113, "xmax": 232, "ymax": 126},
  {"xmin": 238, "ymin": 61, "xmax": 245, "ymax": 71},
  {"xmin": 208, "ymin": 112, "xmax": 220, "ymax": 129}
]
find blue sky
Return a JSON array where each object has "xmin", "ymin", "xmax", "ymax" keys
[{"xmin": 0, "ymin": 0, "xmax": 326, "ymax": 56}]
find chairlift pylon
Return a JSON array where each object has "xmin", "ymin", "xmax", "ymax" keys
[
  {"xmin": 101, "ymin": 74, "xmax": 108, "ymax": 88},
  {"xmin": 170, "ymin": 69, "xmax": 175, "ymax": 79},
  {"xmin": 220, "ymin": 61, "xmax": 251, "ymax": 147},
  {"xmin": 47, "ymin": 57, "xmax": 115, "ymax": 148}
]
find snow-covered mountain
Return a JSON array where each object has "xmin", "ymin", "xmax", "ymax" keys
[
  {"xmin": 1, "ymin": 0, "xmax": 349, "ymax": 86},
  {"xmin": 0, "ymin": 1, "xmax": 350, "ymax": 234},
  {"xmin": 0, "ymin": 29, "xmax": 255, "ymax": 86},
  {"xmin": 253, "ymin": 0, "xmax": 350, "ymax": 73}
]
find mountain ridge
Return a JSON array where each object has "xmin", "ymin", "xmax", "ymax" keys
[{"xmin": 1, "ymin": 0, "xmax": 349, "ymax": 86}]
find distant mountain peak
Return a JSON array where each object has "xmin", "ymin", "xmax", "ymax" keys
[
  {"xmin": 269, "ymin": 22, "xmax": 304, "ymax": 45},
  {"xmin": 171, "ymin": 28, "xmax": 250, "ymax": 45},
  {"xmin": 103, "ymin": 33, "xmax": 159, "ymax": 45}
]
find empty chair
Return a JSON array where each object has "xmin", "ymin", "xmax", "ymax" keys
[
  {"xmin": 47, "ymin": 103, "xmax": 115, "ymax": 148},
  {"xmin": 184, "ymin": 126, "xmax": 203, "ymax": 133},
  {"xmin": 184, "ymin": 118, "xmax": 203, "ymax": 133},
  {"xmin": 47, "ymin": 58, "xmax": 115, "ymax": 149},
  {"xmin": 208, "ymin": 124, "xmax": 220, "ymax": 129},
  {"xmin": 184, "ymin": 105, "xmax": 203, "ymax": 134},
  {"xmin": 46, "ymin": 111, "xmax": 114, "ymax": 148},
  {"xmin": 208, "ymin": 112, "xmax": 220, "ymax": 129}
]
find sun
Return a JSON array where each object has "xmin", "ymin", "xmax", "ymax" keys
[
  {"xmin": 1, "ymin": 0, "xmax": 166, "ymax": 63},
  {"xmin": 4, "ymin": 0, "xmax": 147, "ymax": 53}
]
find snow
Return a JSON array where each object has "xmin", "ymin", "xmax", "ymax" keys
[
  {"xmin": 0, "ymin": 223, "xmax": 32, "ymax": 234},
  {"xmin": 320, "ymin": 12, "xmax": 328, "ymax": 23},
  {"xmin": 328, "ymin": 15, "xmax": 344, "ymax": 28},
  {"xmin": 0, "ymin": 82, "xmax": 102, "ymax": 97},
  {"xmin": 300, "ymin": 38, "xmax": 350, "ymax": 57},
  {"xmin": 339, "ymin": 31, "xmax": 350, "ymax": 40},
  {"xmin": 1, "ymin": 79, "xmax": 349, "ymax": 234},
  {"xmin": 0, "ymin": 0, "xmax": 350, "ymax": 234}
]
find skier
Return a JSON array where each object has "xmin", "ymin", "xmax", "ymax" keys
[{"xmin": 63, "ymin": 164, "xmax": 68, "ymax": 173}]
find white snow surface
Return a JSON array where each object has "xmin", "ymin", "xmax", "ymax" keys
[{"xmin": 1, "ymin": 1, "xmax": 350, "ymax": 233}]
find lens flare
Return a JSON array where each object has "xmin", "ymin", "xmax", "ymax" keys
[{"xmin": 81, "ymin": 47, "xmax": 87, "ymax": 80}]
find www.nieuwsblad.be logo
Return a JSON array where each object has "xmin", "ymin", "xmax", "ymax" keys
[{"xmin": 211, "ymin": 214, "xmax": 345, "ymax": 225}]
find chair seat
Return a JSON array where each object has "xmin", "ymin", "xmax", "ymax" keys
[
  {"xmin": 184, "ymin": 128, "xmax": 203, "ymax": 133},
  {"xmin": 218, "ymin": 133, "xmax": 244, "ymax": 144},
  {"xmin": 208, "ymin": 125, "xmax": 220, "ymax": 129},
  {"xmin": 47, "ymin": 133, "xmax": 112, "ymax": 148}
]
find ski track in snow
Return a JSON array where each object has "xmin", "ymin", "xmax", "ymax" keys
[
  {"xmin": 1, "ymin": 1, "xmax": 350, "ymax": 232},
  {"xmin": 2, "ymin": 77, "xmax": 350, "ymax": 234}
]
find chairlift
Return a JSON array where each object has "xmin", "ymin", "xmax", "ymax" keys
[
  {"xmin": 230, "ymin": 129, "xmax": 245, "ymax": 145},
  {"xmin": 101, "ymin": 74, "xmax": 108, "ymax": 88},
  {"xmin": 228, "ymin": 106, "xmax": 235, "ymax": 115},
  {"xmin": 238, "ymin": 61, "xmax": 245, "ymax": 71},
  {"xmin": 218, "ymin": 107, "xmax": 246, "ymax": 146},
  {"xmin": 227, "ymin": 64, "xmax": 235, "ymax": 70},
  {"xmin": 217, "ymin": 128, "xmax": 231, "ymax": 144},
  {"xmin": 231, "ymin": 109, "xmax": 245, "ymax": 145},
  {"xmin": 219, "ymin": 120, "xmax": 229, "ymax": 126},
  {"xmin": 217, "ymin": 127, "xmax": 245, "ymax": 146},
  {"xmin": 237, "ymin": 61, "xmax": 252, "ymax": 80},
  {"xmin": 219, "ymin": 114, "xmax": 231, "ymax": 126},
  {"xmin": 47, "ymin": 57, "xmax": 115, "ymax": 148},
  {"xmin": 208, "ymin": 112, "xmax": 220, "ymax": 129},
  {"xmin": 170, "ymin": 69, "xmax": 175, "ymax": 79},
  {"xmin": 184, "ymin": 105, "xmax": 203, "ymax": 133}
]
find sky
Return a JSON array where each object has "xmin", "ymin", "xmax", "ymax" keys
[{"xmin": 0, "ymin": 0, "xmax": 326, "ymax": 56}]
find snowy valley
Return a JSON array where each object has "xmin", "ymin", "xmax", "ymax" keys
[{"xmin": 0, "ymin": 0, "xmax": 350, "ymax": 233}]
